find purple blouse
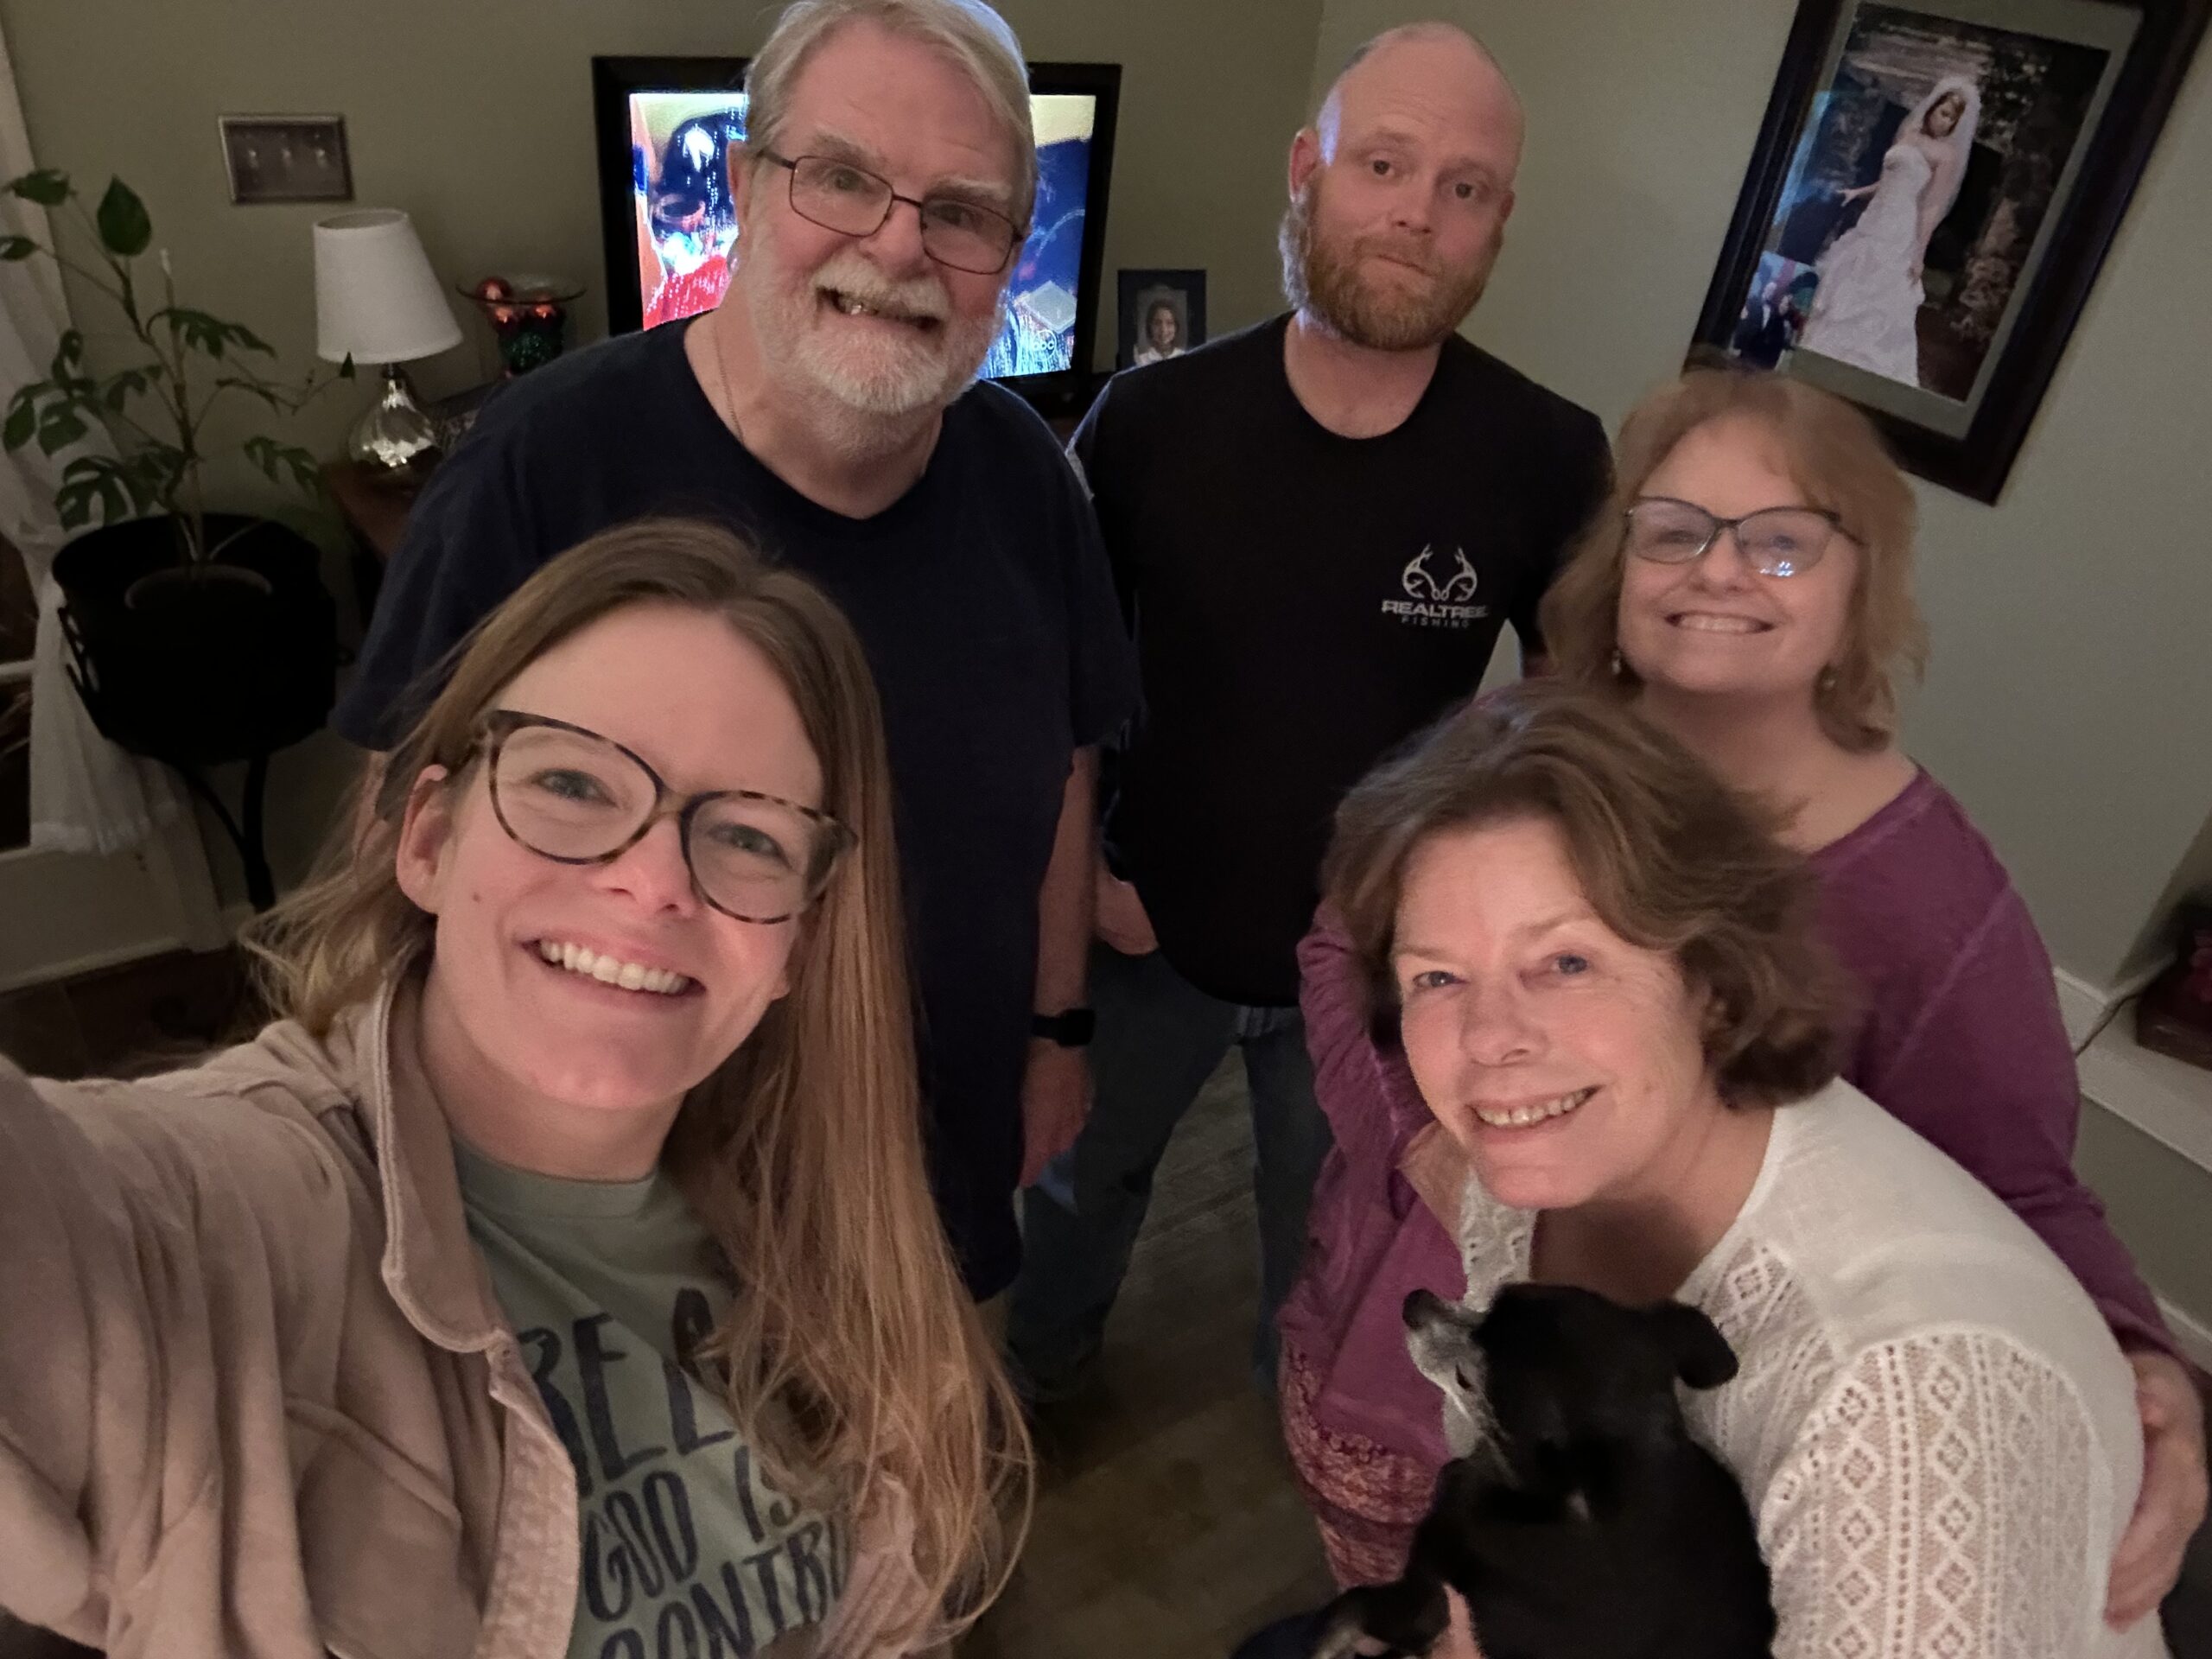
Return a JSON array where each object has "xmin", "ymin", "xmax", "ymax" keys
[{"xmin": 1276, "ymin": 767, "xmax": 2170, "ymax": 1467}]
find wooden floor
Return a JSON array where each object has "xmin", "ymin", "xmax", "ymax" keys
[{"xmin": 966, "ymin": 1056, "xmax": 1334, "ymax": 1659}]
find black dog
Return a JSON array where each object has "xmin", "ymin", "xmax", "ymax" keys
[{"xmin": 1308, "ymin": 1283, "xmax": 1776, "ymax": 1659}]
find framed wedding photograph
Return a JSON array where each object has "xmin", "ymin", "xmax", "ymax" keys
[
  {"xmin": 219, "ymin": 115, "xmax": 353, "ymax": 206},
  {"xmin": 1118, "ymin": 268, "xmax": 1206, "ymax": 370},
  {"xmin": 1689, "ymin": 0, "xmax": 2207, "ymax": 501}
]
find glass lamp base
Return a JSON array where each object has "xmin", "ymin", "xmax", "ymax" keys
[{"xmin": 349, "ymin": 365, "xmax": 441, "ymax": 472}]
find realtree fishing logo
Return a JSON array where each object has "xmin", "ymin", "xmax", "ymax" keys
[{"xmin": 1382, "ymin": 544, "xmax": 1487, "ymax": 628}]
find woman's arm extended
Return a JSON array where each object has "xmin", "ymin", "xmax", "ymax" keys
[
  {"xmin": 0, "ymin": 1062, "xmax": 340, "ymax": 1645},
  {"xmin": 0, "ymin": 1065, "xmax": 171, "ymax": 1640}
]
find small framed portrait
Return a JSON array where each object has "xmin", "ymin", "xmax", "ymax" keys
[
  {"xmin": 1690, "ymin": 0, "xmax": 2207, "ymax": 500},
  {"xmin": 1118, "ymin": 268, "xmax": 1206, "ymax": 369},
  {"xmin": 219, "ymin": 116, "xmax": 353, "ymax": 206}
]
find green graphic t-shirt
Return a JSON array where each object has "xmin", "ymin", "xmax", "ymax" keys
[{"xmin": 455, "ymin": 1140, "xmax": 847, "ymax": 1658}]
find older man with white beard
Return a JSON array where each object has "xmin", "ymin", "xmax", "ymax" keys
[
  {"xmin": 1008, "ymin": 22, "xmax": 1611, "ymax": 1398},
  {"xmin": 336, "ymin": 0, "xmax": 1135, "ymax": 1306}
]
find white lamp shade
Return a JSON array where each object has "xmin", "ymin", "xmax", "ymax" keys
[{"xmin": 313, "ymin": 208, "xmax": 462, "ymax": 365}]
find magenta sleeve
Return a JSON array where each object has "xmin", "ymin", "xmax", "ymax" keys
[{"xmin": 1864, "ymin": 890, "xmax": 2172, "ymax": 1357}]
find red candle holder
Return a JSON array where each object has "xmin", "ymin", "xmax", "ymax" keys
[{"xmin": 461, "ymin": 273, "xmax": 584, "ymax": 377}]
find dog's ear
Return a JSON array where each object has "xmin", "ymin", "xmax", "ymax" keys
[{"xmin": 1647, "ymin": 1300, "xmax": 1738, "ymax": 1390}]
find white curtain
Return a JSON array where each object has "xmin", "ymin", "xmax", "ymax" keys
[{"xmin": 0, "ymin": 20, "xmax": 187, "ymax": 855}]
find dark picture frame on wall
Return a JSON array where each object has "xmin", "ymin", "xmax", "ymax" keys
[
  {"xmin": 1117, "ymin": 268, "xmax": 1206, "ymax": 369},
  {"xmin": 1689, "ymin": 0, "xmax": 2207, "ymax": 502}
]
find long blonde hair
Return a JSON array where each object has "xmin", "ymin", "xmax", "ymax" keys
[{"xmin": 249, "ymin": 518, "xmax": 1030, "ymax": 1642}]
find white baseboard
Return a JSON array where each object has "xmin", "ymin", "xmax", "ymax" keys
[
  {"xmin": 2056, "ymin": 967, "xmax": 2118, "ymax": 1052},
  {"xmin": 0, "ymin": 905, "xmax": 251, "ymax": 998},
  {"xmin": 2056, "ymin": 962, "xmax": 2167, "ymax": 1054},
  {"xmin": 2080, "ymin": 1017, "xmax": 2212, "ymax": 1177},
  {"xmin": 0, "ymin": 933, "xmax": 192, "ymax": 997},
  {"xmin": 2157, "ymin": 1294, "xmax": 2212, "ymax": 1374}
]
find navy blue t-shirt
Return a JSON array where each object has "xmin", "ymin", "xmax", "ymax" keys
[{"xmin": 337, "ymin": 320, "xmax": 1136, "ymax": 1296}]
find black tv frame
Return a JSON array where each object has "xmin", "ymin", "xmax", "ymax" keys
[{"xmin": 591, "ymin": 54, "xmax": 1121, "ymax": 415}]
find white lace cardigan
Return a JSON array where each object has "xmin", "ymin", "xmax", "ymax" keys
[{"xmin": 1451, "ymin": 1079, "xmax": 2170, "ymax": 1659}]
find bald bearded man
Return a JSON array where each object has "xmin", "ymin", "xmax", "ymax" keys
[{"xmin": 1008, "ymin": 23, "xmax": 1610, "ymax": 1398}]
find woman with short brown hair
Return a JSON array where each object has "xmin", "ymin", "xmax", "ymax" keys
[
  {"xmin": 1272, "ymin": 682, "xmax": 2166, "ymax": 1657},
  {"xmin": 1323, "ymin": 675, "xmax": 1840, "ymax": 1112}
]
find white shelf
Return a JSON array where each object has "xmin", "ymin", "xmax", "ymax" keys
[{"xmin": 2078, "ymin": 1015, "xmax": 2212, "ymax": 1177}]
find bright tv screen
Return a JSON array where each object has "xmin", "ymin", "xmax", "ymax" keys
[{"xmin": 601, "ymin": 62, "xmax": 1116, "ymax": 387}]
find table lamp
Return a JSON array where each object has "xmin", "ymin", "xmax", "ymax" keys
[{"xmin": 313, "ymin": 208, "xmax": 462, "ymax": 472}]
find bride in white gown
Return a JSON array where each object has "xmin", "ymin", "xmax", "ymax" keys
[{"xmin": 1798, "ymin": 75, "xmax": 1980, "ymax": 386}]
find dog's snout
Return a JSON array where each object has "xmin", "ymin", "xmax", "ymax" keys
[{"xmin": 1403, "ymin": 1288, "xmax": 1451, "ymax": 1330}]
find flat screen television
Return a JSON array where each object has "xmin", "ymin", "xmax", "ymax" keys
[{"xmin": 592, "ymin": 54, "xmax": 1120, "ymax": 410}]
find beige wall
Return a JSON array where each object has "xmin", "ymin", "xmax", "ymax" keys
[
  {"xmin": 1313, "ymin": 0, "xmax": 2212, "ymax": 991},
  {"xmin": 1, "ymin": 0, "xmax": 1324, "ymax": 899}
]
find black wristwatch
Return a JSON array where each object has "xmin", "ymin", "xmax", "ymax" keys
[{"xmin": 1031, "ymin": 1007, "xmax": 1096, "ymax": 1048}]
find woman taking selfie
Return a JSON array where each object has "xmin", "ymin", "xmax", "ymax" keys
[
  {"xmin": 0, "ymin": 520, "xmax": 1028, "ymax": 1658},
  {"xmin": 1274, "ymin": 371, "xmax": 2202, "ymax": 1633},
  {"xmin": 1268, "ymin": 683, "xmax": 2168, "ymax": 1657}
]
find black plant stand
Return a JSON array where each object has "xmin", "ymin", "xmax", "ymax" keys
[
  {"xmin": 167, "ymin": 752, "xmax": 277, "ymax": 912},
  {"xmin": 53, "ymin": 515, "xmax": 337, "ymax": 914}
]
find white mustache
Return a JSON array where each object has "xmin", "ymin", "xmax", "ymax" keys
[{"xmin": 813, "ymin": 252, "xmax": 950, "ymax": 323}]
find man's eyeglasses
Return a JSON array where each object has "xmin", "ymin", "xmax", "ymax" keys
[
  {"xmin": 759, "ymin": 149, "xmax": 1023, "ymax": 276},
  {"xmin": 1623, "ymin": 497, "xmax": 1847, "ymax": 579},
  {"xmin": 470, "ymin": 710, "xmax": 855, "ymax": 925}
]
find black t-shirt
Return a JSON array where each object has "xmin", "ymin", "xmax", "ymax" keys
[
  {"xmin": 337, "ymin": 320, "xmax": 1136, "ymax": 1297},
  {"xmin": 1077, "ymin": 314, "xmax": 1609, "ymax": 1007}
]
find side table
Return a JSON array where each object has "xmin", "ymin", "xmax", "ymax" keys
[
  {"xmin": 322, "ymin": 459, "xmax": 423, "ymax": 618},
  {"xmin": 168, "ymin": 751, "xmax": 279, "ymax": 912}
]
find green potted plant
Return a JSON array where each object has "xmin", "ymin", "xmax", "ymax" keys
[{"xmin": 0, "ymin": 168, "xmax": 345, "ymax": 767}]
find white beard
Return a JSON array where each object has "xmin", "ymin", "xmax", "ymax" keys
[{"xmin": 741, "ymin": 226, "xmax": 1001, "ymax": 442}]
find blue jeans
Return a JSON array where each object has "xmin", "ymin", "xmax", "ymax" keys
[{"xmin": 1009, "ymin": 941, "xmax": 1334, "ymax": 1391}]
